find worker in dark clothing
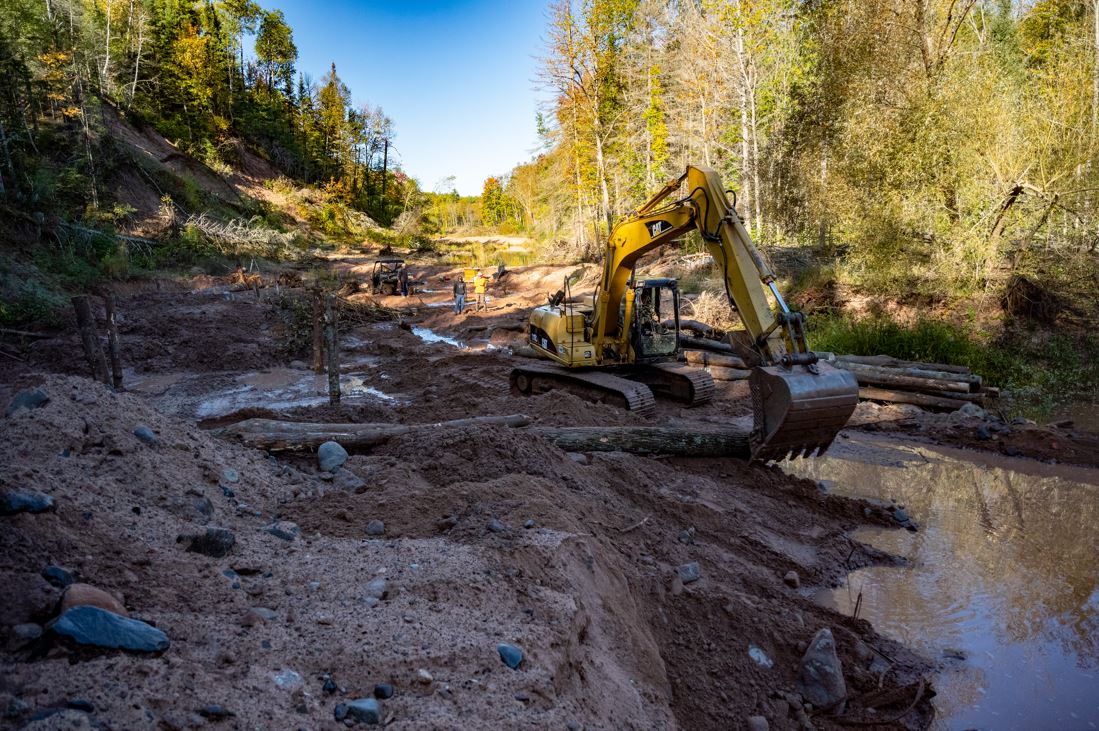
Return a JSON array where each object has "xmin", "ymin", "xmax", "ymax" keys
[
  {"xmin": 453, "ymin": 277, "xmax": 467, "ymax": 314},
  {"xmin": 398, "ymin": 266, "xmax": 410, "ymax": 297}
]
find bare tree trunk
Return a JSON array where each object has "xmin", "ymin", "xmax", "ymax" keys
[
  {"xmin": 101, "ymin": 0, "xmax": 113, "ymax": 95},
  {"xmin": 72, "ymin": 296, "xmax": 110, "ymax": 385},
  {"xmin": 129, "ymin": 12, "xmax": 144, "ymax": 108}
]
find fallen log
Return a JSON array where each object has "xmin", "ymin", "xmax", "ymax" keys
[
  {"xmin": 837, "ymin": 361, "xmax": 981, "ymax": 391},
  {"xmin": 683, "ymin": 350, "xmax": 748, "ymax": 369},
  {"xmin": 219, "ymin": 416, "xmax": 753, "ymax": 458},
  {"xmin": 836, "ymin": 354, "xmax": 971, "ymax": 375},
  {"xmin": 679, "ymin": 335, "xmax": 737, "ymax": 354},
  {"xmin": 218, "ymin": 414, "xmax": 533, "ymax": 450},
  {"xmin": 835, "ymin": 362, "xmax": 974, "ymax": 394},
  {"xmin": 858, "ymin": 387, "xmax": 971, "ymax": 412},
  {"xmin": 667, "ymin": 319, "xmax": 725, "ymax": 338},
  {"xmin": 535, "ymin": 424, "xmax": 750, "ymax": 457},
  {"xmin": 705, "ymin": 365, "xmax": 752, "ymax": 382}
]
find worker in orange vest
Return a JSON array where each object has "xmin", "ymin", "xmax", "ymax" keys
[{"xmin": 474, "ymin": 271, "xmax": 488, "ymax": 311}]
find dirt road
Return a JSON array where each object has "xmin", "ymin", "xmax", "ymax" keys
[{"xmin": 3, "ymin": 258, "xmax": 1092, "ymax": 729}]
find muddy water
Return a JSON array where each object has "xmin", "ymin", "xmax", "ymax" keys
[{"xmin": 784, "ymin": 436, "xmax": 1099, "ymax": 730}]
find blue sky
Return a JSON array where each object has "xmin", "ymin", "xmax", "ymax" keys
[{"xmin": 264, "ymin": 0, "xmax": 550, "ymax": 196}]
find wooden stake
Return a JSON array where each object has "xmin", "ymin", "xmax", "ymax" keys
[
  {"xmin": 324, "ymin": 294, "xmax": 340, "ymax": 405},
  {"xmin": 102, "ymin": 291, "xmax": 123, "ymax": 390},
  {"xmin": 71, "ymin": 295, "xmax": 110, "ymax": 385},
  {"xmin": 311, "ymin": 287, "xmax": 324, "ymax": 374}
]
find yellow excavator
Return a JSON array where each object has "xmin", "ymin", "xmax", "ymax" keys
[{"xmin": 510, "ymin": 165, "xmax": 859, "ymax": 461}]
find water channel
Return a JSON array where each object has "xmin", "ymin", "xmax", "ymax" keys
[{"xmin": 783, "ymin": 435, "xmax": 1099, "ymax": 730}]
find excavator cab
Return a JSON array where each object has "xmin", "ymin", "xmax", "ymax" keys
[{"xmin": 630, "ymin": 279, "xmax": 680, "ymax": 361}]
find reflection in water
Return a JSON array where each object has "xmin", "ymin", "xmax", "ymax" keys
[
  {"xmin": 784, "ymin": 437, "xmax": 1099, "ymax": 730},
  {"xmin": 411, "ymin": 327, "xmax": 466, "ymax": 349}
]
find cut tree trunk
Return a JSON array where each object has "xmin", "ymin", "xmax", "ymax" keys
[
  {"xmin": 535, "ymin": 424, "xmax": 750, "ymax": 457},
  {"xmin": 835, "ymin": 362, "xmax": 977, "ymax": 393},
  {"xmin": 71, "ymin": 295, "xmax": 110, "ymax": 385},
  {"xmin": 705, "ymin": 365, "xmax": 752, "ymax": 382},
  {"xmin": 679, "ymin": 335, "xmax": 738, "ymax": 354},
  {"xmin": 858, "ymin": 387, "xmax": 971, "ymax": 412},
  {"xmin": 833, "ymin": 354, "xmax": 971, "ymax": 375},
  {"xmin": 218, "ymin": 414, "xmax": 533, "ymax": 450},
  {"xmin": 217, "ymin": 417, "xmax": 751, "ymax": 458},
  {"xmin": 683, "ymin": 350, "xmax": 748, "ymax": 369}
]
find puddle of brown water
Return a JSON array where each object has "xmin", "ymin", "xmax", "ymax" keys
[{"xmin": 784, "ymin": 435, "xmax": 1099, "ymax": 730}]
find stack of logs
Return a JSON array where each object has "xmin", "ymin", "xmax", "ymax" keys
[{"xmin": 680, "ymin": 335, "xmax": 995, "ymax": 412}]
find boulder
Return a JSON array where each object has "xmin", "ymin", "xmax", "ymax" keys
[{"xmin": 796, "ymin": 628, "xmax": 847, "ymax": 711}]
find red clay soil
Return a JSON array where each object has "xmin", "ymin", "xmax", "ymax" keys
[{"xmin": 15, "ymin": 261, "xmax": 1095, "ymax": 728}]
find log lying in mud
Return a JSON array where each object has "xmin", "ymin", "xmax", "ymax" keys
[
  {"xmin": 834, "ymin": 361, "xmax": 976, "ymax": 394},
  {"xmin": 219, "ymin": 414, "xmax": 533, "ymax": 450},
  {"xmin": 682, "ymin": 350, "xmax": 748, "ymax": 370},
  {"xmin": 219, "ymin": 416, "xmax": 752, "ymax": 458},
  {"xmin": 679, "ymin": 335, "xmax": 738, "ymax": 354},
  {"xmin": 706, "ymin": 365, "xmax": 752, "ymax": 382},
  {"xmin": 835, "ymin": 353, "xmax": 971, "ymax": 375},
  {"xmin": 858, "ymin": 387, "xmax": 974, "ymax": 411},
  {"xmin": 536, "ymin": 424, "xmax": 751, "ymax": 457}
]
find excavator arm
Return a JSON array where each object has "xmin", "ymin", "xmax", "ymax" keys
[{"xmin": 592, "ymin": 165, "xmax": 859, "ymax": 460}]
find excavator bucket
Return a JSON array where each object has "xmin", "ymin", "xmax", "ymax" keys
[{"xmin": 749, "ymin": 362, "xmax": 859, "ymax": 462}]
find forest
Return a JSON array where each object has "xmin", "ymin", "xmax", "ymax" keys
[
  {"xmin": 1, "ymin": 0, "xmax": 1097, "ymax": 401},
  {"xmin": 0, "ymin": 0, "xmax": 405, "ymax": 229}
]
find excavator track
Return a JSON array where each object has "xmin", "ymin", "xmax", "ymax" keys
[
  {"xmin": 625, "ymin": 362, "xmax": 715, "ymax": 407},
  {"xmin": 510, "ymin": 363, "xmax": 657, "ymax": 417}
]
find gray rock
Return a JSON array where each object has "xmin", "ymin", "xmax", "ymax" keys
[
  {"xmin": 221, "ymin": 468, "xmax": 240, "ymax": 484},
  {"xmin": 523, "ymin": 519, "xmax": 535, "ymax": 529},
  {"xmin": 678, "ymin": 562, "xmax": 701, "ymax": 584},
  {"xmin": 265, "ymin": 521, "xmax": 300, "ymax": 541},
  {"xmin": 334, "ymin": 468, "xmax": 365, "ymax": 491},
  {"xmin": 8, "ymin": 623, "xmax": 43, "ymax": 650},
  {"xmin": 566, "ymin": 452, "xmax": 588, "ymax": 465},
  {"xmin": 317, "ymin": 441, "xmax": 348, "ymax": 472},
  {"xmin": 784, "ymin": 570, "xmax": 800, "ymax": 589},
  {"xmin": 184, "ymin": 527, "xmax": 235, "ymax": 558},
  {"xmin": 6, "ymin": 388, "xmax": 49, "ymax": 416},
  {"xmin": 976, "ymin": 424, "xmax": 992, "ymax": 441},
  {"xmin": 487, "ymin": 518, "xmax": 506, "ymax": 533},
  {"xmin": 133, "ymin": 425, "xmax": 160, "ymax": 446},
  {"xmin": 796, "ymin": 628, "xmax": 847, "ymax": 711},
  {"xmin": 365, "ymin": 577, "xmax": 387, "ymax": 600},
  {"xmin": 677, "ymin": 528, "xmax": 695, "ymax": 544},
  {"xmin": 42, "ymin": 566, "xmax": 75, "ymax": 588},
  {"xmin": 958, "ymin": 402, "xmax": 987, "ymax": 418},
  {"xmin": 198, "ymin": 704, "xmax": 232, "ymax": 719},
  {"xmin": 273, "ymin": 669, "xmax": 303, "ymax": 690},
  {"xmin": 365, "ymin": 520, "xmax": 385, "ymax": 536},
  {"xmin": 51, "ymin": 605, "xmax": 169, "ymax": 652},
  {"xmin": 497, "ymin": 642, "xmax": 523, "ymax": 669},
  {"xmin": 363, "ymin": 596, "xmax": 380, "ymax": 608},
  {"xmin": 0, "ymin": 489, "xmax": 55, "ymax": 516},
  {"xmin": 193, "ymin": 497, "xmax": 214, "ymax": 517},
  {"xmin": 344, "ymin": 698, "xmax": 382, "ymax": 725},
  {"xmin": 373, "ymin": 683, "xmax": 394, "ymax": 699},
  {"xmin": 747, "ymin": 716, "xmax": 769, "ymax": 731},
  {"xmin": 891, "ymin": 507, "xmax": 910, "ymax": 524}
]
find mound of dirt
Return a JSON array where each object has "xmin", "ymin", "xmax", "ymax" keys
[{"xmin": 2, "ymin": 372, "xmax": 932, "ymax": 729}]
